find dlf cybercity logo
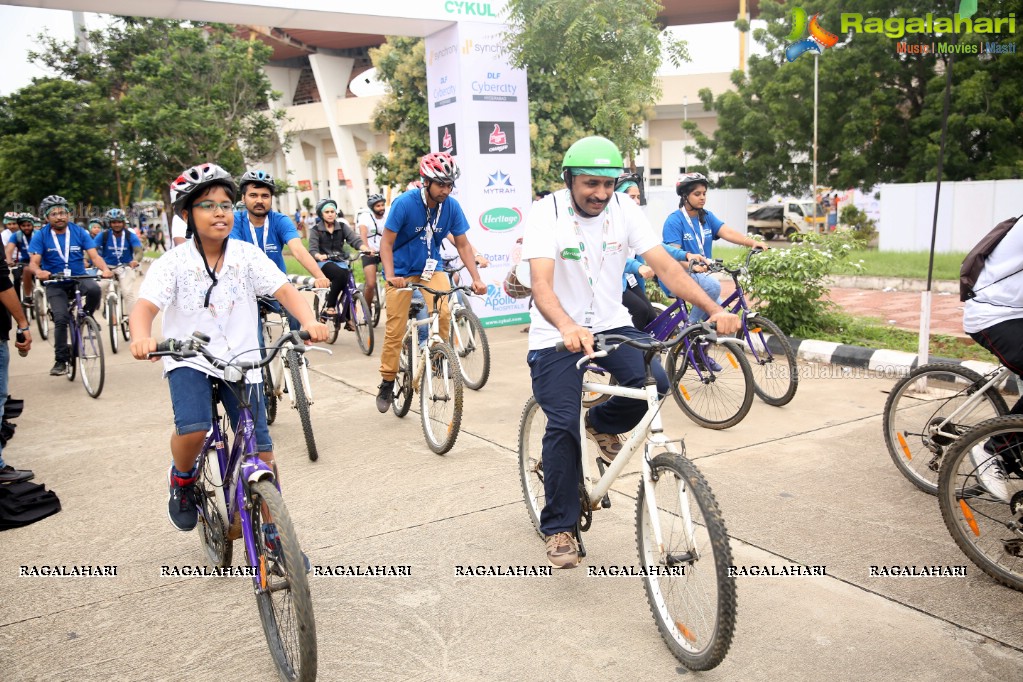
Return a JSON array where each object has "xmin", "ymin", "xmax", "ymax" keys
[
  {"xmin": 479, "ymin": 122, "xmax": 516, "ymax": 154},
  {"xmin": 483, "ymin": 170, "xmax": 514, "ymax": 195},
  {"xmin": 785, "ymin": 8, "xmax": 839, "ymax": 62},
  {"xmin": 473, "ymin": 71, "xmax": 518, "ymax": 102},
  {"xmin": 432, "ymin": 75, "xmax": 456, "ymax": 108},
  {"xmin": 437, "ymin": 124, "xmax": 457, "ymax": 156}
]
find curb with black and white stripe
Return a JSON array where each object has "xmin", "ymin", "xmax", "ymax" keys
[{"xmin": 764, "ymin": 334, "xmax": 1015, "ymax": 393}]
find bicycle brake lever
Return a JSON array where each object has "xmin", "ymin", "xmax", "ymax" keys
[{"xmin": 304, "ymin": 346, "xmax": 332, "ymax": 355}]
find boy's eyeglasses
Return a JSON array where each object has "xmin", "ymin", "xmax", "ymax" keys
[{"xmin": 193, "ymin": 201, "xmax": 235, "ymax": 213}]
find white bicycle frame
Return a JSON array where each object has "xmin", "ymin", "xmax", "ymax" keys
[
  {"xmin": 400, "ymin": 288, "xmax": 451, "ymax": 395},
  {"xmin": 261, "ymin": 308, "xmax": 327, "ymax": 408},
  {"xmin": 577, "ymin": 351, "xmax": 691, "ymax": 554},
  {"xmin": 919, "ymin": 366, "xmax": 1015, "ymax": 442},
  {"xmin": 105, "ymin": 266, "xmax": 130, "ymax": 322}
]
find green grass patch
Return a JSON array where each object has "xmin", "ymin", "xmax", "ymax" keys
[
  {"xmin": 798, "ymin": 312, "xmax": 996, "ymax": 363},
  {"xmin": 713, "ymin": 245, "xmax": 965, "ymax": 280}
]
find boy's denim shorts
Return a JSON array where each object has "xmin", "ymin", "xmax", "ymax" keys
[{"xmin": 167, "ymin": 366, "xmax": 273, "ymax": 452}]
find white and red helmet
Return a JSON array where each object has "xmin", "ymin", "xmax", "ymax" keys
[
  {"xmin": 170, "ymin": 163, "xmax": 236, "ymax": 212},
  {"xmin": 419, "ymin": 152, "xmax": 460, "ymax": 183}
]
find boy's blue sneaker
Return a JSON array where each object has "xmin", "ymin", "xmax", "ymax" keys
[
  {"xmin": 167, "ymin": 466, "xmax": 198, "ymax": 531},
  {"xmin": 262, "ymin": 522, "xmax": 312, "ymax": 574}
]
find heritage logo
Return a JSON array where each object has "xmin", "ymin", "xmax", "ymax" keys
[
  {"xmin": 437, "ymin": 124, "xmax": 457, "ymax": 156},
  {"xmin": 479, "ymin": 207, "xmax": 521, "ymax": 231},
  {"xmin": 560, "ymin": 247, "xmax": 582, "ymax": 261},
  {"xmin": 478, "ymin": 122, "xmax": 516, "ymax": 154}
]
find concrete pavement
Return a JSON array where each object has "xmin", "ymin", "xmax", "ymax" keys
[{"xmin": 1, "ymin": 311, "xmax": 1021, "ymax": 681}]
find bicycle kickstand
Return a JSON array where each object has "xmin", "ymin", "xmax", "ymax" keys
[
  {"xmin": 593, "ymin": 459, "xmax": 612, "ymax": 509},
  {"xmin": 574, "ymin": 522, "xmax": 587, "ymax": 558}
]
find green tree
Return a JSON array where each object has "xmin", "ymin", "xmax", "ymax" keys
[
  {"xmin": 0, "ymin": 78, "xmax": 115, "ymax": 213},
  {"xmin": 367, "ymin": 37, "xmax": 430, "ymax": 188},
  {"xmin": 505, "ymin": 0, "xmax": 688, "ymax": 188},
  {"xmin": 32, "ymin": 18, "xmax": 285, "ymax": 208},
  {"xmin": 689, "ymin": 0, "xmax": 1023, "ymax": 198}
]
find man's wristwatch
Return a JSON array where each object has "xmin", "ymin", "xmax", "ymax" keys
[{"xmin": 17, "ymin": 325, "xmax": 30, "ymax": 333}]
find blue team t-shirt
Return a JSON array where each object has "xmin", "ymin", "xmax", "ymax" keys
[
  {"xmin": 9, "ymin": 230, "xmax": 34, "ymax": 263},
  {"xmin": 384, "ymin": 189, "xmax": 470, "ymax": 277},
  {"xmin": 662, "ymin": 209, "xmax": 724, "ymax": 259},
  {"xmin": 28, "ymin": 223, "xmax": 95, "ymax": 276},
  {"xmin": 230, "ymin": 210, "xmax": 300, "ymax": 273},
  {"xmin": 95, "ymin": 229, "xmax": 143, "ymax": 266}
]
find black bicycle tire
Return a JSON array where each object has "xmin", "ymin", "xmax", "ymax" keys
[
  {"xmin": 120, "ymin": 293, "xmax": 131, "ymax": 341},
  {"xmin": 80, "ymin": 315, "xmax": 105, "ymax": 398},
  {"xmin": 353, "ymin": 291, "xmax": 374, "ymax": 355},
  {"xmin": 636, "ymin": 453, "xmax": 737, "ymax": 670},
  {"xmin": 447, "ymin": 308, "xmax": 489, "ymax": 390},
  {"xmin": 420, "ymin": 342, "xmax": 463, "ymax": 454},
  {"xmin": 883, "ymin": 363, "xmax": 1009, "ymax": 495},
  {"xmin": 740, "ymin": 315, "xmax": 798, "ymax": 406},
  {"xmin": 195, "ymin": 449, "xmax": 233, "ymax": 568},
  {"xmin": 107, "ymin": 298, "xmax": 119, "ymax": 354},
  {"xmin": 34, "ymin": 290, "xmax": 48, "ymax": 340},
  {"xmin": 517, "ymin": 397, "xmax": 546, "ymax": 537},
  {"xmin": 263, "ymin": 364, "xmax": 278, "ymax": 426},
  {"xmin": 937, "ymin": 415, "xmax": 1023, "ymax": 591},
  {"xmin": 250, "ymin": 480, "xmax": 318, "ymax": 681},
  {"xmin": 288, "ymin": 350, "xmax": 317, "ymax": 461},
  {"xmin": 667, "ymin": 336, "xmax": 754, "ymax": 430},
  {"xmin": 67, "ymin": 335, "xmax": 77, "ymax": 382},
  {"xmin": 392, "ymin": 337, "xmax": 413, "ymax": 418}
]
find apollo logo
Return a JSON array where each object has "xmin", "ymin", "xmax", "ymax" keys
[{"xmin": 479, "ymin": 207, "xmax": 521, "ymax": 231}]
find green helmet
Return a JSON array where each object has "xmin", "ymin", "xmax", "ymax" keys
[{"xmin": 561, "ymin": 136, "xmax": 624, "ymax": 178}]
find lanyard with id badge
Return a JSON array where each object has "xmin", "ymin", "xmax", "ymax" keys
[
  {"xmin": 571, "ymin": 214, "xmax": 611, "ymax": 329},
  {"xmin": 51, "ymin": 228, "xmax": 73, "ymax": 277},
  {"xmin": 419, "ymin": 188, "xmax": 443, "ymax": 280}
]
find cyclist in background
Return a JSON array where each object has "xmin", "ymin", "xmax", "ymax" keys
[
  {"xmin": 231, "ymin": 170, "xmax": 329, "ymax": 332},
  {"xmin": 375, "ymin": 152, "xmax": 487, "ymax": 413},
  {"xmin": 356, "ymin": 194, "xmax": 387, "ymax": 315},
  {"xmin": 88, "ymin": 217, "xmax": 103, "ymax": 240},
  {"xmin": 95, "ymin": 208, "xmax": 144, "ymax": 318},
  {"xmin": 663, "ymin": 172, "xmax": 764, "ymax": 322},
  {"xmin": 129, "ymin": 163, "xmax": 327, "ymax": 532},
  {"xmin": 5, "ymin": 213, "xmax": 36, "ymax": 305},
  {"xmin": 309, "ymin": 198, "xmax": 372, "ymax": 326},
  {"xmin": 2, "ymin": 212, "xmax": 18, "ymax": 246},
  {"xmin": 27, "ymin": 195, "xmax": 113, "ymax": 376}
]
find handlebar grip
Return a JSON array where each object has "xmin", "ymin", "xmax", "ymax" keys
[
  {"xmin": 297, "ymin": 330, "xmax": 311, "ymax": 341},
  {"xmin": 155, "ymin": 339, "xmax": 178, "ymax": 353}
]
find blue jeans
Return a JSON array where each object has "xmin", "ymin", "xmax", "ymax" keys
[
  {"xmin": 527, "ymin": 326, "xmax": 669, "ymax": 536},
  {"xmin": 0, "ymin": 341, "xmax": 8, "ymax": 467},
  {"xmin": 413, "ymin": 290, "xmax": 429, "ymax": 345},
  {"xmin": 167, "ymin": 367, "xmax": 272, "ymax": 452},
  {"xmin": 687, "ymin": 272, "xmax": 722, "ymax": 323}
]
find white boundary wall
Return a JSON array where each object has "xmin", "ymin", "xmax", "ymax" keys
[{"xmin": 879, "ymin": 180, "xmax": 1023, "ymax": 253}]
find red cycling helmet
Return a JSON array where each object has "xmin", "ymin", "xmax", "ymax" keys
[{"xmin": 419, "ymin": 152, "xmax": 460, "ymax": 183}]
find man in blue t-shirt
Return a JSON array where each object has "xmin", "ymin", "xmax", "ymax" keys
[
  {"xmin": 27, "ymin": 195, "xmax": 113, "ymax": 376},
  {"xmin": 374, "ymin": 152, "xmax": 486, "ymax": 413},
  {"xmin": 5, "ymin": 214, "xmax": 36, "ymax": 304},
  {"xmin": 230, "ymin": 170, "xmax": 328, "ymax": 332},
  {"xmin": 663, "ymin": 172, "xmax": 764, "ymax": 322},
  {"xmin": 95, "ymin": 208, "xmax": 144, "ymax": 319}
]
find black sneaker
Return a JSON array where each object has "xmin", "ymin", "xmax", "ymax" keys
[
  {"xmin": 49, "ymin": 362, "xmax": 68, "ymax": 376},
  {"xmin": 376, "ymin": 380, "xmax": 394, "ymax": 413},
  {"xmin": 166, "ymin": 466, "xmax": 198, "ymax": 531},
  {"xmin": 0, "ymin": 465, "xmax": 34, "ymax": 483}
]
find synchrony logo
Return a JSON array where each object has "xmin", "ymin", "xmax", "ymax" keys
[
  {"xmin": 461, "ymin": 37, "xmax": 504, "ymax": 56},
  {"xmin": 785, "ymin": 8, "xmax": 839, "ymax": 62},
  {"xmin": 479, "ymin": 122, "xmax": 516, "ymax": 154},
  {"xmin": 437, "ymin": 124, "xmax": 457, "ymax": 156},
  {"xmin": 428, "ymin": 43, "xmax": 458, "ymax": 66},
  {"xmin": 484, "ymin": 170, "xmax": 514, "ymax": 195}
]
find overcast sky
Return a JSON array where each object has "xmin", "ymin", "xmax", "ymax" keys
[{"xmin": 0, "ymin": 7, "xmax": 762, "ymax": 96}]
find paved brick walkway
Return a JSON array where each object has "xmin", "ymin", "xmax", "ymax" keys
[{"xmin": 719, "ymin": 282, "xmax": 966, "ymax": 338}]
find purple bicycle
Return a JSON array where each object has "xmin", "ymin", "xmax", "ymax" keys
[
  {"xmin": 44, "ymin": 274, "xmax": 105, "ymax": 398},
  {"xmin": 151, "ymin": 330, "xmax": 316, "ymax": 681}
]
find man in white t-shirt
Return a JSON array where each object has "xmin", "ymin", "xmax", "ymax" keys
[
  {"xmin": 521, "ymin": 136, "xmax": 740, "ymax": 569},
  {"xmin": 356, "ymin": 193, "xmax": 388, "ymax": 314},
  {"xmin": 962, "ymin": 215, "xmax": 1023, "ymax": 503}
]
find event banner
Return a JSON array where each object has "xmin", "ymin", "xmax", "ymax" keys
[{"xmin": 425, "ymin": 21, "xmax": 531, "ymax": 327}]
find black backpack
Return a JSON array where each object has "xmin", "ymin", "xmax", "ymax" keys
[
  {"xmin": 960, "ymin": 216, "xmax": 1021, "ymax": 302},
  {"xmin": 0, "ymin": 481, "xmax": 61, "ymax": 530}
]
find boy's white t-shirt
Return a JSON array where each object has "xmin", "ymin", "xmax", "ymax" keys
[
  {"xmin": 521, "ymin": 190, "xmax": 660, "ymax": 350},
  {"xmin": 138, "ymin": 239, "xmax": 288, "ymax": 382},
  {"xmin": 963, "ymin": 218, "xmax": 1023, "ymax": 333}
]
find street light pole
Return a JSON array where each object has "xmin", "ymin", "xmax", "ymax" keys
[
  {"xmin": 812, "ymin": 53, "xmax": 819, "ymax": 232},
  {"xmin": 683, "ymin": 94, "xmax": 688, "ymax": 173}
]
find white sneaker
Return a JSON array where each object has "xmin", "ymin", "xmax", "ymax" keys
[{"xmin": 969, "ymin": 443, "xmax": 1011, "ymax": 503}]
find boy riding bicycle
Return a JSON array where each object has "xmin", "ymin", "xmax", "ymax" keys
[{"xmin": 128, "ymin": 163, "xmax": 328, "ymax": 533}]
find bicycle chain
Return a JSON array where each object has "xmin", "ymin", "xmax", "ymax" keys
[{"xmin": 578, "ymin": 483, "xmax": 593, "ymax": 532}]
